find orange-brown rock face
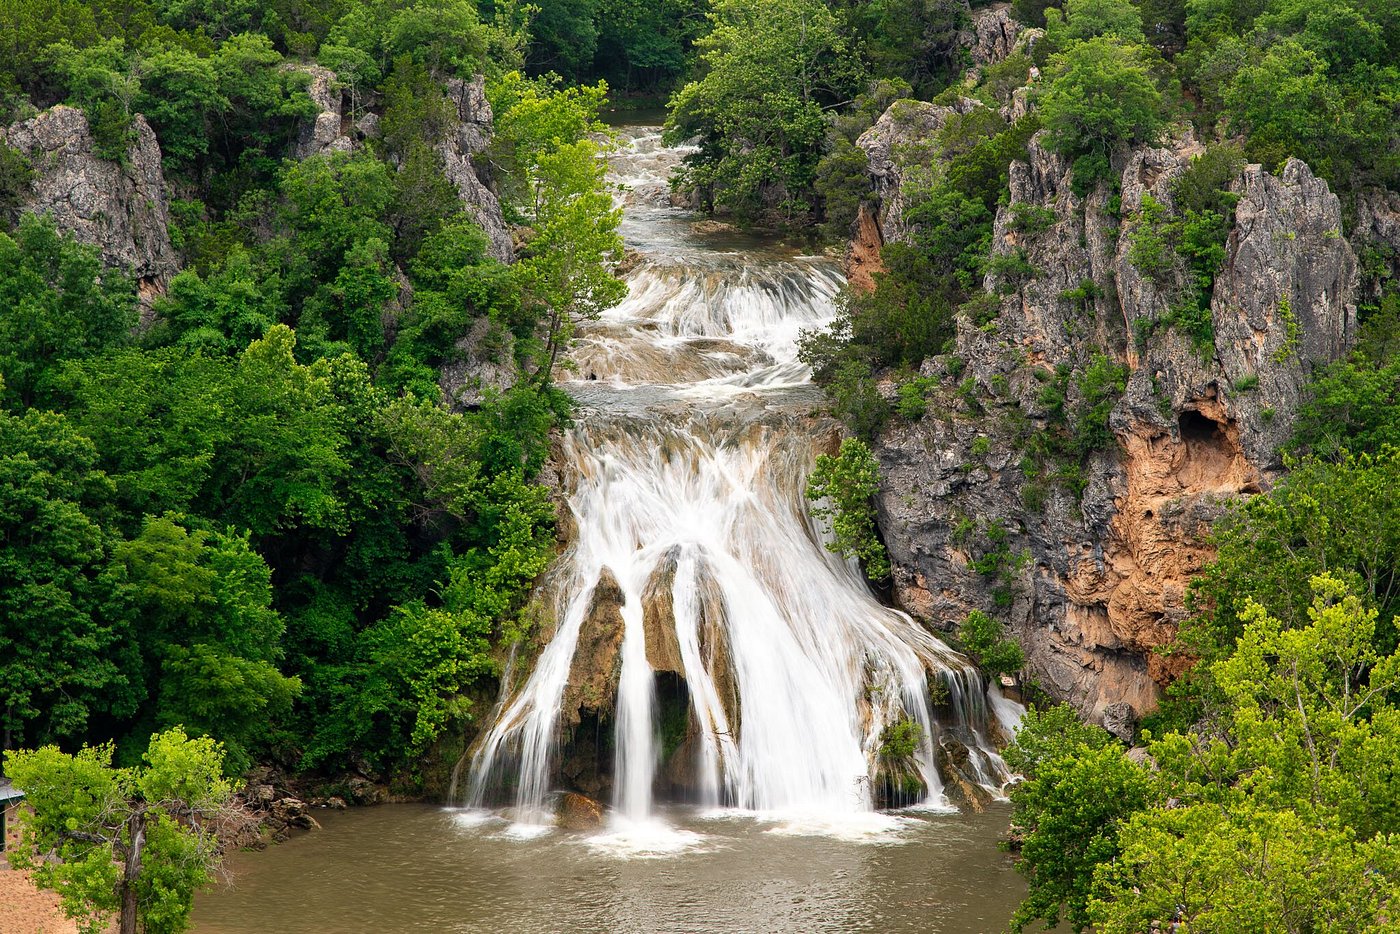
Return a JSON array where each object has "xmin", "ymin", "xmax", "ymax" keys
[{"xmin": 845, "ymin": 202, "xmax": 885, "ymax": 294}]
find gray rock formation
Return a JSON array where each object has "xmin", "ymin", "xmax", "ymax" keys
[
  {"xmin": 437, "ymin": 76, "xmax": 514, "ymax": 264},
  {"xmin": 290, "ymin": 68, "xmax": 513, "ymax": 264},
  {"xmin": 963, "ymin": 5, "xmax": 1021, "ymax": 68},
  {"xmin": 438, "ymin": 316, "xmax": 518, "ymax": 409},
  {"xmin": 2, "ymin": 105, "xmax": 178, "ymax": 300},
  {"xmin": 867, "ymin": 118, "xmax": 1357, "ymax": 729},
  {"xmin": 292, "ymin": 65, "xmax": 357, "ymax": 159},
  {"xmin": 856, "ymin": 97, "xmax": 987, "ymax": 248},
  {"xmin": 1353, "ymin": 187, "xmax": 1400, "ymax": 306}
]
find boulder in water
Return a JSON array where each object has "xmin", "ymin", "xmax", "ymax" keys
[{"xmin": 556, "ymin": 792, "xmax": 605, "ymax": 831}]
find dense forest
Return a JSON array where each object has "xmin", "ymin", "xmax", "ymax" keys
[{"xmin": 2, "ymin": 0, "xmax": 1400, "ymax": 930}]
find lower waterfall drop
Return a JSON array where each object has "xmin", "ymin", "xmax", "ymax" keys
[{"xmin": 463, "ymin": 126, "xmax": 1021, "ymax": 835}]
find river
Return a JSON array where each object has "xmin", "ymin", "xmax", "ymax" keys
[{"xmin": 193, "ymin": 125, "xmax": 1028, "ymax": 932}]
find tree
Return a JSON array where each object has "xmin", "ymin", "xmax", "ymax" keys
[
  {"xmin": 1043, "ymin": 0, "xmax": 1146, "ymax": 47},
  {"xmin": 837, "ymin": 0, "xmax": 969, "ymax": 99},
  {"xmin": 105, "ymin": 515, "xmax": 300, "ymax": 774},
  {"xmin": 806, "ymin": 437, "xmax": 891, "ymax": 580},
  {"xmin": 1037, "ymin": 37, "xmax": 1167, "ymax": 189},
  {"xmin": 1087, "ymin": 577, "xmax": 1400, "ymax": 929},
  {"xmin": 0, "ymin": 215, "xmax": 135, "ymax": 409},
  {"xmin": 666, "ymin": 0, "xmax": 863, "ymax": 223},
  {"xmin": 514, "ymin": 139, "xmax": 625, "ymax": 384},
  {"xmin": 5, "ymin": 728, "xmax": 244, "ymax": 934},
  {"xmin": 1092, "ymin": 804, "xmax": 1400, "ymax": 933},
  {"xmin": 134, "ymin": 46, "xmax": 227, "ymax": 170},
  {"xmin": 1008, "ymin": 734, "xmax": 1153, "ymax": 932},
  {"xmin": 0, "ymin": 406, "xmax": 131, "ymax": 750},
  {"xmin": 957, "ymin": 610, "xmax": 1025, "ymax": 678}
]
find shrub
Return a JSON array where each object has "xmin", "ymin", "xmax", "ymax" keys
[{"xmin": 807, "ymin": 437, "xmax": 892, "ymax": 581}]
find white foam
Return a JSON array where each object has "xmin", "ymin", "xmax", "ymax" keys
[{"xmin": 582, "ymin": 817, "xmax": 713, "ymax": 859}]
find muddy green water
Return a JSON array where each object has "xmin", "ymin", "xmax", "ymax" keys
[{"xmin": 193, "ymin": 804, "xmax": 1026, "ymax": 933}]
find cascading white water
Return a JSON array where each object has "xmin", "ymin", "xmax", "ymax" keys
[{"xmin": 466, "ymin": 127, "xmax": 1019, "ymax": 830}]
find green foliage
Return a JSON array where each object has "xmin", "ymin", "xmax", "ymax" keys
[
  {"xmin": 800, "ymin": 112, "xmax": 1039, "ymax": 408},
  {"xmin": 0, "ymin": 0, "xmax": 586, "ymax": 791},
  {"xmin": 665, "ymin": 0, "xmax": 862, "ymax": 224},
  {"xmin": 878, "ymin": 716, "xmax": 923, "ymax": 760},
  {"xmin": 1044, "ymin": 0, "xmax": 1146, "ymax": 48},
  {"xmin": 969, "ymin": 520, "xmax": 1031, "ymax": 608},
  {"xmin": 813, "ymin": 136, "xmax": 871, "ymax": 242},
  {"xmin": 1293, "ymin": 355, "xmax": 1400, "ymax": 460},
  {"xmin": 1181, "ymin": 0, "xmax": 1400, "ymax": 193},
  {"xmin": 1009, "ymin": 734, "xmax": 1152, "ymax": 932},
  {"xmin": 1185, "ymin": 450, "xmax": 1400, "ymax": 671},
  {"xmin": 836, "ymin": 0, "xmax": 969, "ymax": 99},
  {"xmin": 806, "ymin": 437, "xmax": 891, "ymax": 581},
  {"xmin": 514, "ymin": 139, "xmax": 626, "ymax": 383},
  {"xmin": 5, "ymin": 727, "xmax": 235, "ymax": 934},
  {"xmin": 0, "ymin": 215, "xmax": 136, "ymax": 409},
  {"xmin": 957, "ymin": 610, "xmax": 1025, "ymax": 677},
  {"xmin": 0, "ymin": 141, "xmax": 34, "ymax": 224},
  {"xmin": 0, "ymin": 406, "xmax": 128, "ymax": 748},
  {"xmin": 1038, "ymin": 37, "xmax": 1167, "ymax": 188},
  {"xmin": 895, "ymin": 375, "xmax": 937, "ymax": 420},
  {"xmin": 1078, "ymin": 577, "xmax": 1400, "ymax": 930},
  {"xmin": 1126, "ymin": 193, "xmax": 1174, "ymax": 282}
]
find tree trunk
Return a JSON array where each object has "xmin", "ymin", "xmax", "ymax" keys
[{"xmin": 118, "ymin": 810, "xmax": 146, "ymax": 934}]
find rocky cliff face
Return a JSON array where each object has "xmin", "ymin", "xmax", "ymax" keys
[
  {"xmin": 292, "ymin": 66, "xmax": 513, "ymax": 265},
  {"xmin": 438, "ymin": 76, "xmax": 514, "ymax": 265},
  {"xmin": 865, "ymin": 113, "xmax": 1358, "ymax": 726},
  {"xmin": 2, "ymin": 105, "xmax": 179, "ymax": 305}
]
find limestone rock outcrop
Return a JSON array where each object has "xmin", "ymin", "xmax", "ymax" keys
[
  {"xmin": 291, "ymin": 68, "xmax": 513, "ymax": 264},
  {"xmin": 438, "ymin": 317, "xmax": 518, "ymax": 409},
  {"xmin": 437, "ymin": 75, "xmax": 514, "ymax": 264},
  {"xmin": 856, "ymin": 97, "xmax": 986, "ymax": 248},
  {"xmin": 2, "ymin": 105, "xmax": 178, "ymax": 300},
  {"xmin": 292, "ymin": 64, "xmax": 358, "ymax": 159},
  {"xmin": 963, "ymin": 5, "xmax": 1021, "ymax": 69},
  {"xmin": 865, "ymin": 108, "xmax": 1358, "ymax": 728}
]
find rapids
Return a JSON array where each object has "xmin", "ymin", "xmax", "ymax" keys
[{"xmin": 461, "ymin": 126, "xmax": 1020, "ymax": 837}]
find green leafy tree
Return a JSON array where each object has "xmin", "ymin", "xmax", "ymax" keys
[
  {"xmin": 1088, "ymin": 577, "xmax": 1400, "ymax": 929},
  {"xmin": 1043, "ymin": 0, "xmax": 1146, "ymax": 47},
  {"xmin": 134, "ymin": 45, "xmax": 226, "ymax": 169},
  {"xmin": 837, "ymin": 0, "xmax": 969, "ymax": 99},
  {"xmin": 0, "ymin": 406, "xmax": 131, "ymax": 749},
  {"xmin": 1037, "ymin": 37, "xmax": 1167, "ymax": 189},
  {"xmin": 104, "ymin": 515, "xmax": 300, "ymax": 773},
  {"xmin": 155, "ymin": 248, "xmax": 279, "ymax": 354},
  {"xmin": 48, "ymin": 37, "xmax": 142, "ymax": 160},
  {"xmin": 0, "ymin": 215, "xmax": 135, "ymax": 409},
  {"xmin": 806, "ymin": 437, "xmax": 891, "ymax": 581},
  {"xmin": 1093, "ymin": 804, "xmax": 1400, "ymax": 933},
  {"xmin": 1008, "ymin": 737, "xmax": 1153, "ymax": 932},
  {"xmin": 957, "ymin": 610, "xmax": 1025, "ymax": 678},
  {"xmin": 514, "ymin": 139, "xmax": 626, "ymax": 383},
  {"xmin": 666, "ymin": 0, "xmax": 863, "ymax": 223},
  {"xmin": 5, "ymin": 728, "xmax": 242, "ymax": 934}
]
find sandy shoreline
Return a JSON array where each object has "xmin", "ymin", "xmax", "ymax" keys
[{"xmin": 0, "ymin": 866, "xmax": 78, "ymax": 934}]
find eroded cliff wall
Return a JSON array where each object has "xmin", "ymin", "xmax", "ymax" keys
[{"xmin": 863, "ymin": 111, "xmax": 1357, "ymax": 727}]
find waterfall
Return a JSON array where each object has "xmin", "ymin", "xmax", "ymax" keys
[{"xmin": 464, "ymin": 127, "xmax": 1020, "ymax": 828}]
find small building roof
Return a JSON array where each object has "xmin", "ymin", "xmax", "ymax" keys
[{"xmin": 0, "ymin": 779, "xmax": 25, "ymax": 803}]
